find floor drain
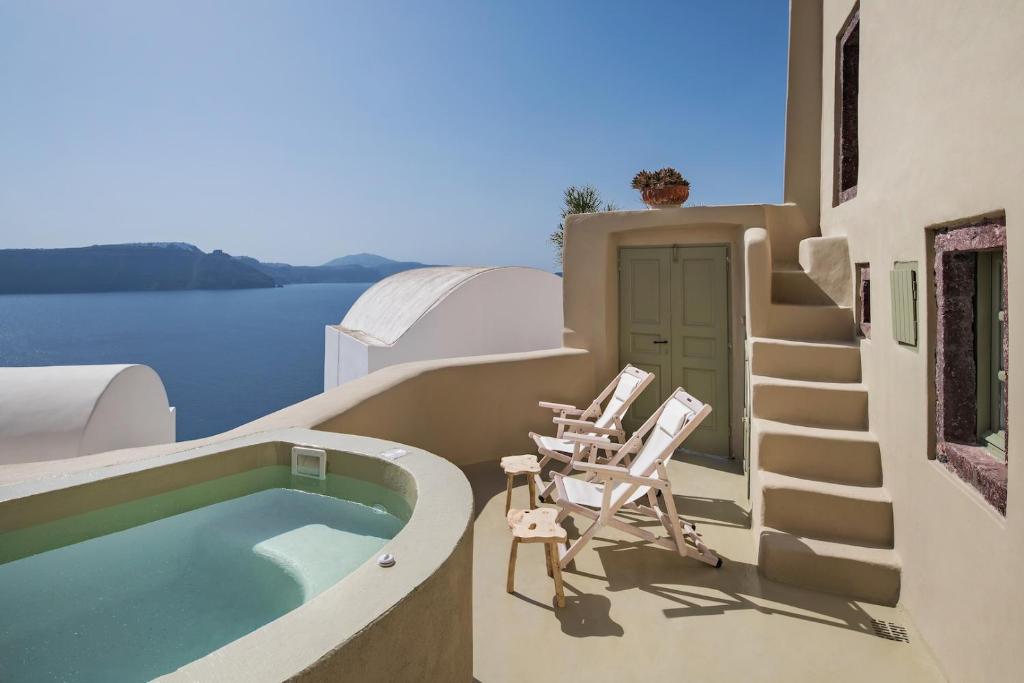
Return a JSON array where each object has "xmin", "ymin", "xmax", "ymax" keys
[{"xmin": 871, "ymin": 619, "xmax": 910, "ymax": 643}]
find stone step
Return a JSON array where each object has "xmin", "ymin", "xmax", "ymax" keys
[
  {"xmin": 772, "ymin": 269, "xmax": 837, "ymax": 305},
  {"xmin": 759, "ymin": 471, "xmax": 894, "ymax": 547},
  {"xmin": 758, "ymin": 527, "xmax": 901, "ymax": 606},
  {"xmin": 750, "ymin": 376, "xmax": 868, "ymax": 430},
  {"xmin": 753, "ymin": 419, "xmax": 882, "ymax": 486},
  {"xmin": 767, "ymin": 303, "xmax": 855, "ymax": 341},
  {"xmin": 749, "ymin": 337, "xmax": 862, "ymax": 383}
]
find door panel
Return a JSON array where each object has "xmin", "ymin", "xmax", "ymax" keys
[
  {"xmin": 618, "ymin": 249, "xmax": 672, "ymax": 432},
  {"xmin": 619, "ymin": 246, "xmax": 731, "ymax": 455},
  {"xmin": 672, "ymin": 247, "xmax": 730, "ymax": 455}
]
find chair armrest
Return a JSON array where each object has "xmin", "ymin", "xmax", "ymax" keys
[
  {"xmin": 539, "ymin": 401, "xmax": 580, "ymax": 413},
  {"xmin": 551, "ymin": 418, "xmax": 623, "ymax": 437},
  {"xmin": 573, "ymin": 461, "xmax": 664, "ymax": 489},
  {"xmin": 561, "ymin": 432, "xmax": 623, "ymax": 449}
]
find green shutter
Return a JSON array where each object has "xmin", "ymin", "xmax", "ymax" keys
[{"xmin": 890, "ymin": 262, "xmax": 918, "ymax": 347}]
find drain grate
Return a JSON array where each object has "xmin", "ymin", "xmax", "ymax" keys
[{"xmin": 871, "ymin": 619, "xmax": 910, "ymax": 643}]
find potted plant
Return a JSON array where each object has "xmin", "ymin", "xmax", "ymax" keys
[{"xmin": 631, "ymin": 167, "xmax": 690, "ymax": 208}]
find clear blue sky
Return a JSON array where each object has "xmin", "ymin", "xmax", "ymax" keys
[{"xmin": 0, "ymin": 1, "xmax": 789, "ymax": 269}]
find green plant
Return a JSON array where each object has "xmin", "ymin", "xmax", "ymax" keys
[
  {"xmin": 550, "ymin": 185, "xmax": 618, "ymax": 265},
  {"xmin": 631, "ymin": 167, "xmax": 690, "ymax": 191}
]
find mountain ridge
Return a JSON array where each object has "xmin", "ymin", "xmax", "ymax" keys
[{"xmin": 0, "ymin": 244, "xmax": 430, "ymax": 294}]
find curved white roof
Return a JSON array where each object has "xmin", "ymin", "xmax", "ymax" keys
[
  {"xmin": 0, "ymin": 364, "xmax": 175, "ymax": 465},
  {"xmin": 339, "ymin": 266, "xmax": 514, "ymax": 346}
]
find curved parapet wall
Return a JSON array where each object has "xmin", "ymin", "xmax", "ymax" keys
[
  {"xmin": 325, "ymin": 266, "xmax": 563, "ymax": 389},
  {"xmin": 0, "ymin": 365, "xmax": 175, "ymax": 465}
]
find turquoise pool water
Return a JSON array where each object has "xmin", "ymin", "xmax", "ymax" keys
[{"xmin": 0, "ymin": 467, "xmax": 408, "ymax": 682}]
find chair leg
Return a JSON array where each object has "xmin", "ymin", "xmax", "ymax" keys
[
  {"xmin": 506, "ymin": 538, "xmax": 519, "ymax": 593},
  {"xmin": 527, "ymin": 475, "xmax": 537, "ymax": 509},
  {"xmin": 559, "ymin": 518, "xmax": 602, "ymax": 568},
  {"xmin": 549, "ymin": 543, "xmax": 566, "ymax": 608},
  {"xmin": 504, "ymin": 474, "xmax": 513, "ymax": 514}
]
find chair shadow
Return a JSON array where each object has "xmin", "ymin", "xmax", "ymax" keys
[
  {"xmin": 671, "ymin": 493, "xmax": 751, "ymax": 529},
  {"xmin": 589, "ymin": 537, "xmax": 879, "ymax": 637}
]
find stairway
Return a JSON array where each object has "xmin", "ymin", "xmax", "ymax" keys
[{"xmin": 747, "ymin": 232, "xmax": 900, "ymax": 606}]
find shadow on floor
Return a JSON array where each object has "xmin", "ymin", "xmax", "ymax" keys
[
  {"xmin": 509, "ymin": 580, "xmax": 625, "ymax": 638},
  {"xmin": 465, "ymin": 455, "xmax": 877, "ymax": 641},
  {"xmin": 585, "ymin": 538, "xmax": 878, "ymax": 637},
  {"xmin": 672, "ymin": 493, "xmax": 751, "ymax": 529},
  {"xmin": 462, "ymin": 461, "xmax": 513, "ymax": 519}
]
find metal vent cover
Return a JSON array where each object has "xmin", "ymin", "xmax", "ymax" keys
[{"xmin": 871, "ymin": 619, "xmax": 910, "ymax": 643}]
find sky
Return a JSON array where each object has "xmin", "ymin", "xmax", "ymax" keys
[{"xmin": 0, "ymin": 1, "xmax": 790, "ymax": 270}]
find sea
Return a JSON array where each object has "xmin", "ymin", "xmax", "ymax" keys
[{"xmin": 0, "ymin": 283, "xmax": 372, "ymax": 440}]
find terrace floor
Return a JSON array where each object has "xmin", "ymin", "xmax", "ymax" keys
[{"xmin": 463, "ymin": 454, "xmax": 945, "ymax": 683}]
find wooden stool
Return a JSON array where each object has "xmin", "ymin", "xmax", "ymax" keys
[
  {"xmin": 500, "ymin": 454, "xmax": 540, "ymax": 514},
  {"xmin": 506, "ymin": 507, "xmax": 567, "ymax": 608}
]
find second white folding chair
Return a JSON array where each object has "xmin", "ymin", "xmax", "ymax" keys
[{"xmin": 551, "ymin": 387, "xmax": 722, "ymax": 569}]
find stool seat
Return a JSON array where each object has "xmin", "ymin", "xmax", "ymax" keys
[
  {"xmin": 500, "ymin": 454, "xmax": 540, "ymax": 513},
  {"xmin": 500, "ymin": 454, "xmax": 541, "ymax": 475},
  {"xmin": 506, "ymin": 508, "xmax": 568, "ymax": 543}
]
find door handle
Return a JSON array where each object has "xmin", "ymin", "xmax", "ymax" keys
[{"xmin": 653, "ymin": 340, "xmax": 669, "ymax": 344}]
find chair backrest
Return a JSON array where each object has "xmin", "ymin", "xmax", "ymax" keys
[
  {"xmin": 592, "ymin": 365, "xmax": 653, "ymax": 429},
  {"xmin": 627, "ymin": 388, "xmax": 711, "ymax": 478}
]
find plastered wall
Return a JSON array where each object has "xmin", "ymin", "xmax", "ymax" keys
[{"xmin": 790, "ymin": 1, "xmax": 1024, "ymax": 679}]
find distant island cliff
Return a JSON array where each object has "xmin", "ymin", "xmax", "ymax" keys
[{"xmin": 0, "ymin": 243, "xmax": 428, "ymax": 294}]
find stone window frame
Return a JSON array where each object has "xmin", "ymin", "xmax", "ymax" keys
[
  {"xmin": 933, "ymin": 217, "xmax": 1008, "ymax": 514},
  {"xmin": 855, "ymin": 263, "xmax": 871, "ymax": 338},
  {"xmin": 833, "ymin": 3, "xmax": 860, "ymax": 206}
]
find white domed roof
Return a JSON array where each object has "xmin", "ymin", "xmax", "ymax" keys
[{"xmin": 339, "ymin": 266, "xmax": 502, "ymax": 346}]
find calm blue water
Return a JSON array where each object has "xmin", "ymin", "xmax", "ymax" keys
[
  {"xmin": 0, "ymin": 283, "xmax": 371, "ymax": 440},
  {"xmin": 0, "ymin": 476, "xmax": 404, "ymax": 682}
]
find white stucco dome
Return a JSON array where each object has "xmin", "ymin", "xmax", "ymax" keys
[{"xmin": 0, "ymin": 364, "xmax": 176, "ymax": 465}]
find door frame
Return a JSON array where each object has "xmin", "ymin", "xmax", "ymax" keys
[{"xmin": 617, "ymin": 242, "xmax": 733, "ymax": 457}]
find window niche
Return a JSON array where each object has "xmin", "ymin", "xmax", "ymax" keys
[
  {"xmin": 933, "ymin": 216, "xmax": 1008, "ymax": 514},
  {"xmin": 856, "ymin": 263, "xmax": 871, "ymax": 337},
  {"xmin": 833, "ymin": 4, "xmax": 860, "ymax": 206}
]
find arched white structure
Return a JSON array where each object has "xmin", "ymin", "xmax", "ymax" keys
[
  {"xmin": 325, "ymin": 266, "xmax": 563, "ymax": 389},
  {"xmin": 0, "ymin": 365, "xmax": 176, "ymax": 465}
]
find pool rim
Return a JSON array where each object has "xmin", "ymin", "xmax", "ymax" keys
[{"xmin": 0, "ymin": 427, "xmax": 474, "ymax": 681}]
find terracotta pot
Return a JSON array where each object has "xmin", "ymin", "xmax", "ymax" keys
[{"xmin": 641, "ymin": 185, "xmax": 690, "ymax": 209}]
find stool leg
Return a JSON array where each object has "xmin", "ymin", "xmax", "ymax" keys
[
  {"xmin": 527, "ymin": 474, "xmax": 537, "ymax": 510},
  {"xmin": 549, "ymin": 543, "xmax": 566, "ymax": 608},
  {"xmin": 544, "ymin": 539, "xmax": 553, "ymax": 578},
  {"xmin": 504, "ymin": 474, "xmax": 513, "ymax": 514},
  {"xmin": 506, "ymin": 538, "xmax": 519, "ymax": 594}
]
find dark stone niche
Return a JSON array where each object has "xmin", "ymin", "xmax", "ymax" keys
[{"xmin": 933, "ymin": 219, "xmax": 1008, "ymax": 514}]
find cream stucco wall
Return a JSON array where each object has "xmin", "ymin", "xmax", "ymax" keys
[{"xmin": 791, "ymin": 2, "xmax": 1024, "ymax": 680}]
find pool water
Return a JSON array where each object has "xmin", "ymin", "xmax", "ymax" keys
[{"xmin": 0, "ymin": 468, "xmax": 407, "ymax": 682}]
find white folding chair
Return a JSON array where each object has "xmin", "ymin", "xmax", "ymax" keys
[
  {"xmin": 529, "ymin": 365, "xmax": 654, "ymax": 500},
  {"xmin": 551, "ymin": 387, "xmax": 722, "ymax": 569}
]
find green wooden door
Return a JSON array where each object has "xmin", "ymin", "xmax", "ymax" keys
[
  {"xmin": 619, "ymin": 246, "xmax": 731, "ymax": 456},
  {"xmin": 618, "ymin": 248, "xmax": 672, "ymax": 431}
]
